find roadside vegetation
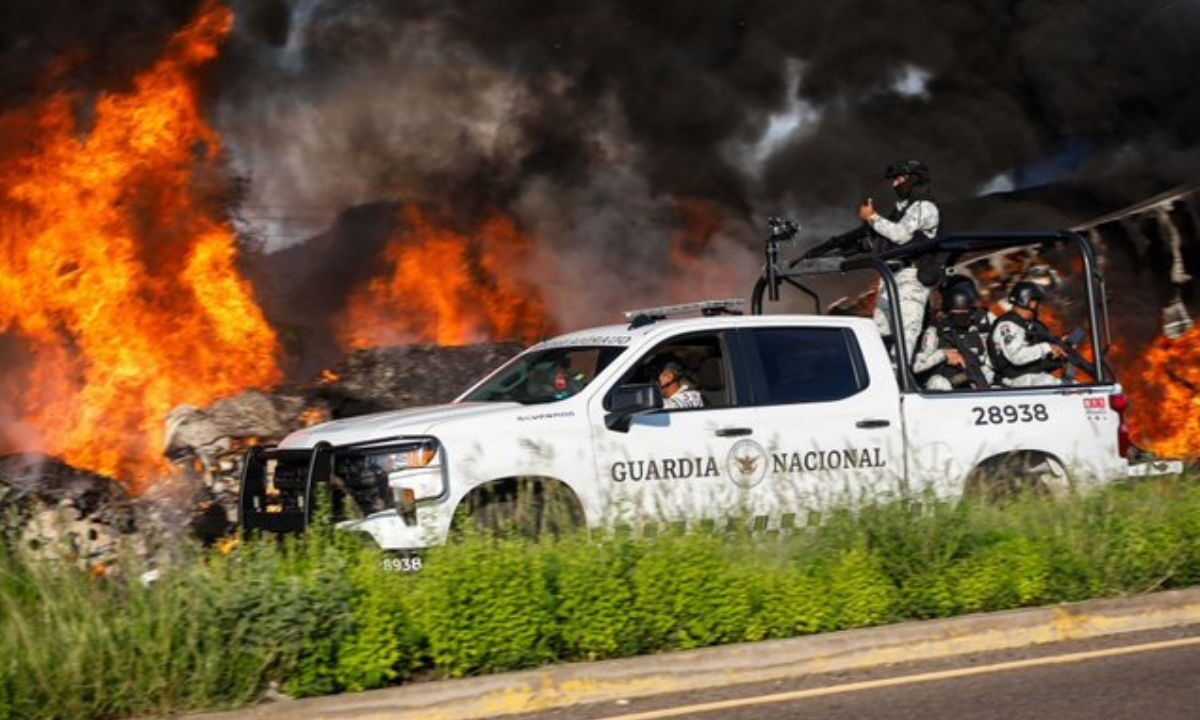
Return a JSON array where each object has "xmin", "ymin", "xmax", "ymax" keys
[{"xmin": 3, "ymin": 476, "xmax": 1200, "ymax": 719}]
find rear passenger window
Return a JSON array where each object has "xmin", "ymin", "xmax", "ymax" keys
[{"xmin": 748, "ymin": 328, "xmax": 867, "ymax": 404}]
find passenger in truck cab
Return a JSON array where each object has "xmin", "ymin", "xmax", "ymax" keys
[
  {"xmin": 657, "ymin": 358, "xmax": 704, "ymax": 410},
  {"xmin": 551, "ymin": 359, "xmax": 587, "ymax": 400}
]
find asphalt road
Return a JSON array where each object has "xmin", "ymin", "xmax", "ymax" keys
[{"xmin": 510, "ymin": 625, "xmax": 1200, "ymax": 720}]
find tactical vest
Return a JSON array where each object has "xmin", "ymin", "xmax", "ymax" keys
[
  {"xmin": 932, "ymin": 311, "xmax": 990, "ymax": 388},
  {"xmin": 988, "ymin": 311, "xmax": 1061, "ymax": 380},
  {"xmin": 880, "ymin": 198, "xmax": 942, "ymax": 285}
]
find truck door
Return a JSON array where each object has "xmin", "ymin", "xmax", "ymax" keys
[
  {"xmin": 588, "ymin": 329, "xmax": 762, "ymax": 526},
  {"xmin": 740, "ymin": 326, "xmax": 906, "ymax": 513}
]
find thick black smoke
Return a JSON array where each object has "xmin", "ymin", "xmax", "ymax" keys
[
  {"xmin": 206, "ymin": 0, "xmax": 1200, "ymax": 344},
  {"xmin": 0, "ymin": 0, "xmax": 201, "ymax": 109},
  {"xmin": 6, "ymin": 0, "xmax": 1200, "ymax": 348},
  {"xmin": 220, "ymin": 2, "xmax": 1200, "ymax": 204}
]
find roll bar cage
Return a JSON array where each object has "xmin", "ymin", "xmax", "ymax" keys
[{"xmin": 751, "ymin": 230, "xmax": 1112, "ymax": 394}]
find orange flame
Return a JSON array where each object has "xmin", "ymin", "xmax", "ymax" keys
[
  {"xmin": 668, "ymin": 198, "xmax": 726, "ymax": 301},
  {"xmin": 299, "ymin": 407, "xmax": 331, "ymax": 427},
  {"xmin": 1123, "ymin": 326, "xmax": 1200, "ymax": 459},
  {"xmin": 339, "ymin": 205, "xmax": 552, "ymax": 348},
  {"xmin": 0, "ymin": 1, "xmax": 280, "ymax": 489}
]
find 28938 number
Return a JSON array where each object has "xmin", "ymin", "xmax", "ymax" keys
[{"xmin": 972, "ymin": 403, "xmax": 1049, "ymax": 425}]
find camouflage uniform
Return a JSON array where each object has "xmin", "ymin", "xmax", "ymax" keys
[
  {"xmin": 663, "ymin": 382, "xmax": 704, "ymax": 410},
  {"xmin": 869, "ymin": 199, "xmax": 940, "ymax": 361},
  {"xmin": 911, "ymin": 311, "xmax": 995, "ymax": 391},
  {"xmin": 989, "ymin": 313, "xmax": 1060, "ymax": 387}
]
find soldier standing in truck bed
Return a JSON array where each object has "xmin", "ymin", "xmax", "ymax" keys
[{"xmin": 859, "ymin": 160, "xmax": 940, "ymax": 363}]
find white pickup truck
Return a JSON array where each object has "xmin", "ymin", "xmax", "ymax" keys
[{"xmin": 239, "ymin": 231, "xmax": 1180, "ymax": 550}]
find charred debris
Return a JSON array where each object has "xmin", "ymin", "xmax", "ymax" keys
[{"xmin": 0, "ymin": 342, "xmax": 520, "ymax": 569}]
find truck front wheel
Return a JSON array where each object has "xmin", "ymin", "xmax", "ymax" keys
[{"xmin": 450, "ymin": 477, "xmax": 585, "ymax": 541}]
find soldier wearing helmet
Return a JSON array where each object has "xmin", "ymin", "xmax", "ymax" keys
[
  {"xmin": 988, "ymin": 281, "xmax": 1068, "ymax": 387},
  {"xmin": 859, "ymin": 160, "xmax": 941, "ymax": 364},
  {"xmin": 912, "ymin": 276, "xmax": 994, "ymax": 391}
]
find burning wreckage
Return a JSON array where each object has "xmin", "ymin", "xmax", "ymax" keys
[{"xmin": 1, "ymin": 345, "xmax": 520, "ymax": 567}]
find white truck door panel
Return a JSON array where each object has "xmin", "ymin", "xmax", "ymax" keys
[
  {"xmin": 590, "ymin": 406, "xmax": 765, "ymax": 523},
  {"xmin": 742, "ymin": 326, "xmax": 906, "ymax": 515},
  {"xmin": 588, "ymin": 329, "xmax": 767, "ymax": 525}
]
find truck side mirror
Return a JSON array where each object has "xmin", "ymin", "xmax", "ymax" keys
[{"xmin": 605, "ymin": 383, "xmax": 663, "ymax": 433}]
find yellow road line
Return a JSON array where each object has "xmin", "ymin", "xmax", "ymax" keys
[{"xmin": 596, "ymin": 634, "xmax": 1200, "ymax": 720}]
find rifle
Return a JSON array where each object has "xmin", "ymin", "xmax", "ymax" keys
[
  {"xmin": 802, "ymin": 223, "xmax": 874, "ymax": 260},
  {"xmin": 1027, "ymin": 326, "xmax": 1099, "ymax": 381},
  {"xmin": 939, "ymin": 330, "xmax": 991, "ymax": 390}
]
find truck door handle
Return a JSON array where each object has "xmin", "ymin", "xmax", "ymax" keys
[
  {"xmin": 856, "ymin": 419, "xmax": 891, "ymax": 429},
  {"xmin": 715, "ymin": 427, "xmax": 753, "ymax": 437}
]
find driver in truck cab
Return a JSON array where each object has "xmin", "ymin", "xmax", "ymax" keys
[
  {"xmin": 657, "ymin": 358, "xmax": 704, "ymax": 410},
  {"xmin": 989, "ymin": 281, "xmax": 1069, "ymax": 387}
]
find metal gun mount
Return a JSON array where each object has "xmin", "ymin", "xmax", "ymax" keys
[
  {"xmin": 761, "ymin": 217, "xmax": 801, "ymax": 308},
  {"xmin": 767, "ymin": 217, "xmax": 800, "ymax": 243}
]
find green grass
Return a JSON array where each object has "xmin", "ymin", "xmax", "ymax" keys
[{"xmin": 4, "ymin": 478, "xmax": 1200, "ymax": 719}]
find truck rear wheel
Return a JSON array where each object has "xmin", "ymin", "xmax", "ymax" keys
[
  {"xmin": 963, "ymin": 451, "xmax": 1071, "ymax": 504},
  {"xmin": 450, "ymin": 477, "xmax": 585, "ymax": 541}
]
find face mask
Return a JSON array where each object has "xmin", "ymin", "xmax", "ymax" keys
[{"xmin": 950, "ymin": 310, "xmax": 972, "ymax": 328}]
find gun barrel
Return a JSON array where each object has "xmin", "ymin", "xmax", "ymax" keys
[
  {"xmin": 1033, "ymin": 327, "xmax": 1099, "ymax": 379},
  {"xmin": 803, "ymin": 224, "xmax": 871, "ymax": 259}
]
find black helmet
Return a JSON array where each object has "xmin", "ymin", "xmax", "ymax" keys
[
  {"xmin": 1008, "ymin": 281, "xmax": 1045, "ymax": 310},
  {"xmin": 942, "ymin": 277, "xmax": 978, "ymax": 312},
  {"xmin": 885, "ymin": 159, "xmax": 930, "ymax": 184}
]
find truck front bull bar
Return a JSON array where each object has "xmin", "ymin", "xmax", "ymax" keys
[{"xmin": 238, "ymin": 434, "xmax": 421, "ymax": 536}]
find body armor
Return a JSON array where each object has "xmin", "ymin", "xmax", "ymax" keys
[
  {"xmin": 989, "ymin": 311, "xmax": 1061, "ymax": 380},
  {"xmin": 930, "ymin": 310, "xmax": 990, "ymax": 388}
]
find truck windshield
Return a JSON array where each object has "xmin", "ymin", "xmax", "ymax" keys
[{"xmin": 461, "ymin": 345, "xmax": 626, "ymax": 405}]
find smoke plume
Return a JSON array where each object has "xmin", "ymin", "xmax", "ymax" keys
[
  {"xmin": 198, "ymin": 0, "xmax": 1200, "ymax": 338},
  {"xmin": 0, "ymin": 0, "xmax": 202, "ymax": 107},
  {"xmin": 5, "ymin": 0, "xmax": 1200, "ymax": 362}
]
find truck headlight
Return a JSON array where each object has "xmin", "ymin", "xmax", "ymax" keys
[
  {"xmin": 363, "ymin": 440, "xmax": 445, "ymax": 519},
  {"xmin": 333, "ymin": 439, "xmax": 444, "ymax": 522},
  {"xmin": 365, "ymin": 440, "xmax": 439, "ymax": 474},
  {"xmin": 393, "ymin": 471, "xmax": 444, "ymax": 506}
]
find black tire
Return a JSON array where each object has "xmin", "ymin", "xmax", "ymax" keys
[
  {"xmin": 450, "ymin": 477, "xmax": 585, "ymax": 541},
  {"xmin": 963, "ymin": 452, "xmax": 1070, "ymax": 504}
]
